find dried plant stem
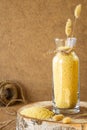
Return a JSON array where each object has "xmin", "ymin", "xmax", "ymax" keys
[{"xmin": 72, "ymin": 17, "xmax": 77, "ymax": 37}]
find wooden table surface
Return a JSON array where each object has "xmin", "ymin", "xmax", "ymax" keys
[
  {"xmin": 0, "ymin": 103, "xmax": 24, "ymax": 130},
  {"xmin": 0, "ymin": 101, "xmax": 87, "ymax": 130}
]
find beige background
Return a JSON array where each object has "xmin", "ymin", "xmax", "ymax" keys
[{"xmin": 0, "ymin": 0, "xmax": 86, "ymax": 102}]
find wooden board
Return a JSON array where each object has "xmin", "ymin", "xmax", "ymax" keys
[{"xmin": 16, "ymin": 101, "xmax": 87, "ymax": 130}]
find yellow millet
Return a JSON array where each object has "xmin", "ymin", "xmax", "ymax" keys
[
  {"xmin": 53, "ymin": 114, "xmax": 64, "ymax": 121},
  {"xmin": 63, "ymin": 117, "xmax": 72, "ymax": 124},
  {"xmin": 20, "ymin": 107, "xmax": 54, "ymax": 120}
]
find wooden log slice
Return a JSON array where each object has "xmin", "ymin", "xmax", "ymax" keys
[{"xmin": 16, "ymin": 101, "xmax": 87, "ymax": 130}]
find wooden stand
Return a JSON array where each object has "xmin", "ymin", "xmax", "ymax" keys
[{"xmin": 16, "ymin": 101, "xmax": 87, "ymax": 130}]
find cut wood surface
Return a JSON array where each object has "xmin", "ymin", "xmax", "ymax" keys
[{"xmin": 16, "ymin": 101, "xmax": 87, "ymax": 130}]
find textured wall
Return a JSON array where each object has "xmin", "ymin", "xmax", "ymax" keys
[{"xmin": 0, "ymin": 0, "xmax": 86, "ymax": 102}]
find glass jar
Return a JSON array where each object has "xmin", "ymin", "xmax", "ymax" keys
[{"xmin": 52, "ymin": 38, "xmax": 80, "ymax": 114}]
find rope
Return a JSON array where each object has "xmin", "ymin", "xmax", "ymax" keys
[
  {"xmin": 45, "ymin": 47, "xmax": 74, "ymax": 56},
  {"xmin": 0, "ymin": 80, "xmax": 26, "ymax": 106},
  {"xmin": 0, "ymin": 80, "xmax": 27, "ymax": 130}
]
